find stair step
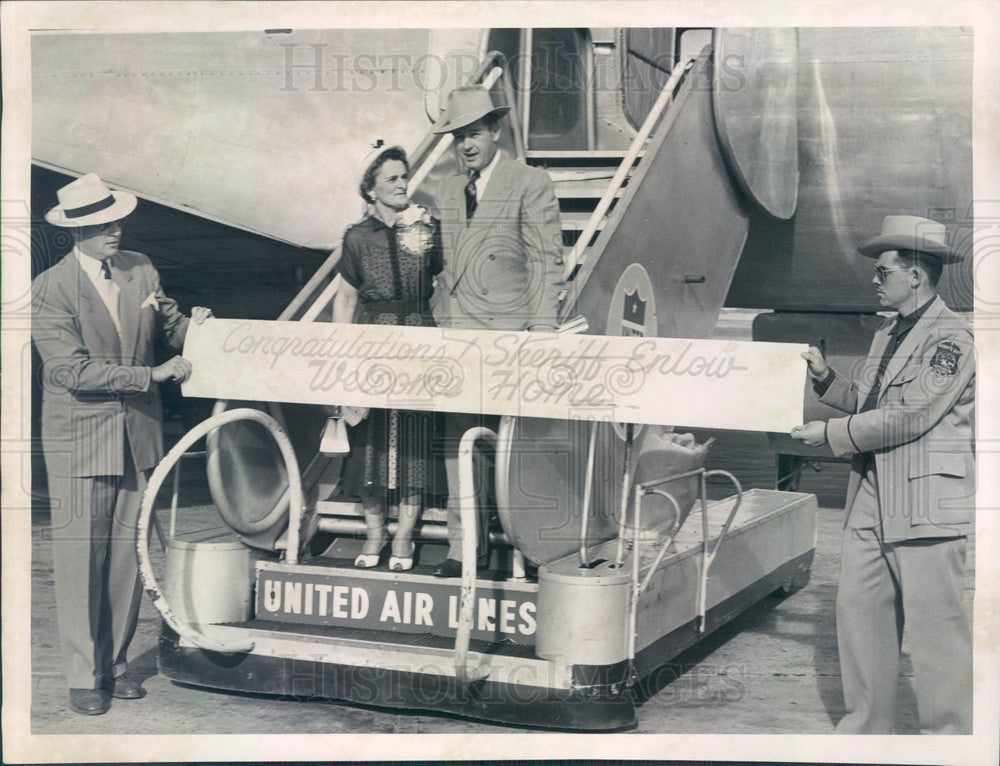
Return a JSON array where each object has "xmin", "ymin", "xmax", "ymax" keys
[
  {"xmin": 276, "ymin": 555, "xmax": 537, "ymax": 587},
  {"xmin": 317, "ymin": 499, "xmax": 448, "ymax": 523},
  {"xmin": 554, "ymin": 183, "xmax": 624, "ymax": 200},
  {"xmin": 560, "ymin": 211, "xmax": 608, "ymax": 231},
  {"xmin": 526, "ymin": 149, "xmax": 644, "ymax": 163},
  {"xmin": 545, "ymin": 168, "xmax": 619, "ymax": 183}
]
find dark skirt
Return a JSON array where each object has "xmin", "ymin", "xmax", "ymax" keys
[{"xmin": 338, "ymin": 298, "xmax": 444, "ymax": 502}]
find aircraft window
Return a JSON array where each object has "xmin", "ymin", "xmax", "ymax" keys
[
  {"xmin": 677, "ymin": 28, "xmax": 713, "ymax": 63},
  {"xmin": 621, "ymin": 28, "xmax": 675, "ymax": 129}
]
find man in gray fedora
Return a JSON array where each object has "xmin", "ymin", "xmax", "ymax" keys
[
  {"xmin": 429, "ymin": 86, "xmax": 565, "ymax": 577},
  {"xmin": 791, "ymin": 215, "xmax": 975, "ymax": 733},
  {"xmin": 33, "ymin": 173, "xmax": 213, "ymax": 714}
]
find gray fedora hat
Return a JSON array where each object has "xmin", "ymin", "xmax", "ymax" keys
[
  {"xmin": 432, "ymin": 86, "xmax": 510, "ymax": 134},
  {"xmin": 857, "ymin": 215, "xmax": 963, "ymax": 264}
]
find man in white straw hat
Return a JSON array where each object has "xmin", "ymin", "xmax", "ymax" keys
[
  {"xmin": 33, "ymin": 173, "xmax": 213, "ymax": 715},
  {"xmin": 428, "ymin": 85, "xmax": 565, "ymax": 578},
  {"xmin": 791, "ymin": 215, "xmax": 974, "ymax": 733}
]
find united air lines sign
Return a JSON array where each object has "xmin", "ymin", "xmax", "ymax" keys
[{"xmin": 256, "ymin": 563, "xmax": 537, "ymax": 644}]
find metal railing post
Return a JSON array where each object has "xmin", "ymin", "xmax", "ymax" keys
[
  {"xmin": 578, "ymin": 420, "xmax": 600, "ymax": 567},
  {"xmin": 622, "ymin": 465, "xmax": 743, "ymax": 664},
  {"xmin": 613, "ymin": 423, "xmax": 635, "ymax": 568},
  {"xmin": 137, "ymin": 408, "xmax": 304, "ymax": 654},
  {"xmin": 453, "ymin": 426, "xmax": 498, "ymax": 685}
]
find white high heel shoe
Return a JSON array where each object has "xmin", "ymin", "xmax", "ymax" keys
[
  {"xmin": 388, "ymin": 540, "xmax": 415, "ymax": 571},
  {"xmin": 354, "ymin": 532, "xmax": 388, "ymax": 568}
]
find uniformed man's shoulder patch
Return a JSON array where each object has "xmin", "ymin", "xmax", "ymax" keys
[{"xmin": 930, "ymin": 341, "xmax": 961, "ymax": 377}]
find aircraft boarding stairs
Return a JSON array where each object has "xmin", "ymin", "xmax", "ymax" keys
[
  {"xmin": 257, "ymin": 53, "xmax": 675, "ymax": 569},
  {"xmin": 535, "ymin": 149, "xmax": 638, "ymax": 258},
  {"xmin": 142, "ymin": 51, "xmax": 816, "ymax": 729}
]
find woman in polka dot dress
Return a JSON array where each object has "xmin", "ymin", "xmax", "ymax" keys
[{"xmin": 333, "ymin": 145, "xmax": 443, "ymax": 571}]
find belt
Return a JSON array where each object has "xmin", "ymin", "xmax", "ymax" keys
[{"xmin": 363, "ymin": 299, "xmax": 430, "ymax": 314}]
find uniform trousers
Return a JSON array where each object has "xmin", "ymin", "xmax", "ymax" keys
[
  {"xmin": 835, "ymin": 464, "xmax": 972, "ymax": 734},
  {"xmin": 442, "ymin": 412, "xmax": 499, "ymax": 560},
  {"xmin": 46, "ymin": 441, "xmax": 147, "ymax": 690}
]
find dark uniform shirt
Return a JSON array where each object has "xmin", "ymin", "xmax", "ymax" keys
[{"xmin": 813, "ymin": 295, "xmax": 936, "ymax": 405}]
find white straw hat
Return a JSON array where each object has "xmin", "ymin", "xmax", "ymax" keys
[{"xmin": 45, "ymin": 173, "xmax": 137, "ymax": 227}]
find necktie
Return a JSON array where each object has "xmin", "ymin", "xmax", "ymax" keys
[
  {"xmin": 860, "ymin": 354, "xmax": 891, "ymax": 413},
  {"xmin": 94, "ymin": 258, "xmax": 123, "ymax": 338},
  {"xmin": 464, "ymin": 171, "xmax": 479, "ymax": 221},
  {"xmin": 860, "ymin": 321, "xmax": 912, "ymax": 413}
]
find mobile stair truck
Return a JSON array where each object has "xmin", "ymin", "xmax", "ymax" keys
[{"xmin": 135, "ymin": 32, "xmax": 818, "ymax": 731}]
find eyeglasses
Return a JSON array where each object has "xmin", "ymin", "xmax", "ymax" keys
[{"xmin": 873, "ymin": 266, "xmax": 909, "ymax": 283}]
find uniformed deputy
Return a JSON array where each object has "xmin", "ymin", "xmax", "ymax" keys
[{"xmin": 791, "ymin": 215, "xmax": 974, "ymax": 734}]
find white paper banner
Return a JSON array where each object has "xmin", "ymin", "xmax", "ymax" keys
[{"xmin": 181, "ymin": 319, "xmax": 807, "ymax": 432}]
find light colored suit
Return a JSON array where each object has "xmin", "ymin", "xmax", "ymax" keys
[
  {"xmin": 822, "ymin": 296, "xmax": 975, "ymax": 539},
  {"xmin": 32, "ymin": 249, "xmax": 189, "ymax": 689},
  {"xmin": 820, "ymin": 295, "xmax": 974, "ymax": 733},
  {"xmin": 431, "ymin": 151, "xmax": 565, "ymax": 559},
  {"xmin": 431, "ymin": 150, "xmax": 565, "ymax": 331}
]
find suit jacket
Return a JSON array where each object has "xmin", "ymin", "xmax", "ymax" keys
[
  {"xmin": 32, "ymin": 249, "xmax": 189, "ymax": 477},
  {"xmin": 821, "ymin": 296, "xmax": 975, "ymax": 540},
  {"xmin": 431, "ymin": 151, "xmax": 565, "ymax": 330}
]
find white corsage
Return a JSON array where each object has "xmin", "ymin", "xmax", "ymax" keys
[
  {"xmin": 341, "ymin": 406, "xmax": 369, "ymax": 426},
  {"xmin": 395, "ymin": 204, "xmax": 435, "ymax": 256}
]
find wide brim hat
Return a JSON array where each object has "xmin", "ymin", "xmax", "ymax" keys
[
  {"xmin": 45, "ymin": 173, "xmax": 137, "ymax": 227},
  {"xmin": 432, "ymin": 86, "xmax": 510, "ymax": 134},
  {"xmin": 857, "ymin": 214, "xmax": 963, "ymax": 264}
]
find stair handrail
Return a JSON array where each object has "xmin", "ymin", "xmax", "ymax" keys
[
  {"xmin": 694, "ymin": 470, "xmax": 743, "ymax": 632},
  {"xmin": 561, "ymin": 56, "xmax": 696, "ymax": 284},
  {"xmin": 278, "ymin": 251, "xmax": 341, "ymax": 321},
  {"xmin": 454, "ymin": 426, "xmax": 499, "ymax": 685},
  {"xmin": 137, "ymin": 407, "xmax": 305, "ymax": 654},
  {"xmin": 624, "ymin": 467, "xmax": 745, "ymax": 668},
  {"xmin": 578, "ymin": 419, "xmax": 601, "ymax": 568}
]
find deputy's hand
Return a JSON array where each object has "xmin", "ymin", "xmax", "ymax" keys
[
  {"xmin": 151, "ymin": 355, "xmax": 193, "ymax": 384},
  {"xmin": 801, "ymin": 346, "xmax": 829, "ymax": 380},
  {"xmin": 790, "ymin": 421, "xmax": 827, "ymax": 447},
  {"xmin": 191, "ymin": 306, "xmax": 214, "ymax": 325}
]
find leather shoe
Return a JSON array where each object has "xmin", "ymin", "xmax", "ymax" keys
[
  {"xmin": 69, "ymin": 688, "xmax": 110, "ymax": 715},
  {"xmin": 105, "ymin": 676, "xmax": 146, "ymax": 700},
  {"xmin": 432, "ymin": 558, "xmax": 485, "ymax": 578}
]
